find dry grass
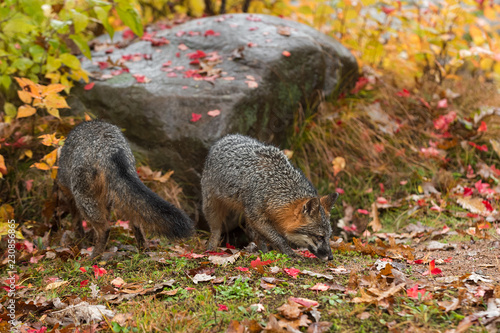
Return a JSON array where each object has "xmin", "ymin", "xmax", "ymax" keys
[{"xmin": 289, "ymin": 72, "xmax": 500, "ymax": 208}]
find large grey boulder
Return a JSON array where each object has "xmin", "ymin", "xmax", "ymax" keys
[{"xmin": 70, "ymin": 13, "xmax": 358, "ymax": 201}]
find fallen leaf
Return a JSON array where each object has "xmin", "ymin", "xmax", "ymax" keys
[
  {"xmin": 332, "ymin": 157, "xmax": 346, "ymax": 176},
  {"xmin": 207, "ymin": 109, "xmax": 221, "ymax": 117},
  {"xmin": 111, "ymin": 277, "xmax": 125, "ymax": 288},
  {"xmin": 190, "ymin": 273, "xmax": 215, "ymax": 284},
  {"xmin": 284, "ymin": 267, "xmax": 301, "ymax": 278},
  {"xmin": 245, "ymin": 80, "xmax": 258, "ymax": 88},
  {"xmin": 45, "ymin": 280, "xmax": 69, "ymax": 291},
  {"xmin": 84, "ymin": 82, "xmax": 95, "ymax": 90},
  {"xmin": 309, "ymin": 283, "xmax": 330, "ymax": 291},
  {"xmin": 282, "ymin": 50, "xmax": 291, "ymax": 57},
  {"xmin": 190, "ymin": 113, "xmax": 202, "ymax": 122}
]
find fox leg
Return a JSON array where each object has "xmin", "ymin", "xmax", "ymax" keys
[
  {"xmin": 203, "ymin": 196, "xmax": 230, "ymax": 251},
  {"xmin": 247, "ymin": 226, "xmax": 268, "ymax": 253},
  {"xmin": 247, "ymin": 217, "xmax": 297, "ymax": 258},
  {"xmin": 72, "ymin": 168, "xmax": 110, "ymax": 259},
  {"xmin": 131, "ymin": 223, "xmax": 147, "ymax": 252}
]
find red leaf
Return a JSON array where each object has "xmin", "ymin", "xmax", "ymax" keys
[
  {"xmin": 377, "ymin": 197, "xmax": 388, "ymax": 205},
  {"xmin": 80, "ymin": 280, "xmax": 89, "ymax": 288},
  {"xmin": 225, "ymin": 243, "xmax": 235, "ymax": 249},
  {"xmin": 97, "ymin": 61, "xmax": 109, "ymax": 70},
  {"xmin": 396, "ymin": 89, "xmax": 410, "ymax": 97},
  {"xmin": 25, "ymin": 179, "xmax": 33, "ymax": 192},
  {"xmin": 84, "ymin": 82, "xmax": 95, "ymax": 90},
  {"xmin": 284, "ymin": 267, "xmax": 301, "ymax": 278},
  {"xmin": 463, "ymin": 187, "xmax": 473, "ymax": 196},
  {"xmin": 379, "ymin": 183, "xmax": 385, "ymax": 193},
  {"xmin": 299, "ymin": 250, "xmax": 317, "ymax": 258},
  {"xmin": 162, "ymin": 61, "xmax": 172, "ymax": 67},
  {"xmin": 235, "ymin": 267, "xmax": 249, "ymax": 272},
  {"xmin": 218, "ymin": 304, "xmax": 228, "ymax": 311},
  {"xmin": 335, "ymin": 188, "xmax": 345, "ymax": 194},
  {"xmin": 132, "ymin": 74, "xmax": 149, "ymax": 83},
  {"xmin": 250, "ymin": 257, "xmax": 274, "ymax": 269},
  {"xmin": 190, "ymin": 113, "xmax": 202, "ymax": 122},
  {"xmin": 482, "ymin": 200, "xmax": 494, "ymax": 212},
  {"xmin": 187, "ymin": 50, "xmax": 207, "ymax": 59},
  {"xmin": 433, "ymin": 111, "xmax": 456, "ymax": 131},
  {"xmin": 204, "ymin": 29, "xmax": 220, "ymax": 37},
  {"xmin": 357, "ymin": 209, "xmax": 369, "ymax": 215},
  {"xmin": 351, "ymin": 77, "xmax": 369, "ymax": 94},
  {"xmin": 382, "ymin": 6, "xmax": 396, "ymax": 15},
  {"xmin": 478, "ymin": 121, "xmax": 487, "ymax": 132},
  {"xmin": 469, "ymin": 142, "xmax": 488, "ymax": 152},
  {"xmin": 92, "ymin": 265, "xmax": 107, "ymax": 278},
  {"xmin": 437, "ymin": 98, "xmax": 448, "ymax": 109},
  {"xmin": 407, "ymin": 284, "xmax": 431, "ymax": 299},
  {"xmin": 444, "ymin": 257, "xmax": 452, "ymax": 263},
  {"xmin": 122, "ymin": 29, "xmax": 135, "ymax": 39},
  {"xmin": 80, "ymin": 267, "xmax": 87, "ymax": 273}
]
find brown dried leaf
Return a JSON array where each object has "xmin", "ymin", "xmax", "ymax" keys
[
  {"xmin": 277, "ymin": 26, "xmax": 291, "ymax": 36},
  {"xmin": 456, "ymin": 196, "xmax": 488, "ymax": 215},
  {"xmin": 277, "ymin": 299, "xmax": 302, "ymax": 320},
  {"xmin": 438, "ymin": 297, "xmax": 460, "ymax": 313},
  {"xmin": 208, "ymin": 252, "xmax": 240, "ymax": 266},
  {"xmin": 368, "ymin": 202, "xmax": 382, "ymax": 232}
]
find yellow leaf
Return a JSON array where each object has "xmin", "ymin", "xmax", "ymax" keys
[
  {"xmin": 469, "ymin": 25, "xmax": 485, "ymax": 45},
  {"xmin": 17, "ymin": 105, "xmax": 37, "ymax": 118},
  {"xmin": 18, "ymin": 90, "xmax": 32, "ymax": 104},
  {"xmin": 51, "ymin": 167, "xmax": 58, "ymax": 179},
  {"xmin": 44, "ymin": 94, "xmax": 69, "ymax": 109},
  {"xmin": 0, "ymin": 222, "xmax": 24, "ymax": 239},
  {"xmin": 41, "ymin": 84, "xmax": 66, "ymax": 96},
  {"xmin": 484, "ymin": 7, "xmax": 496, "ymax": 21},
  {"xmin": 38, "ymin": 134, "xmax": 60, "ymax": 146},
  {"xmin": 0, "ymin": 204, "xmax": 14, "ymax": 221},
  {"xmin": 25, "ymin": 149, "xmax": 33, "ymax": 158},
  {"xmin": 43, "ymin": 149, "xmax": 58, "ymax": 167},
  {"xmin": 47, "ymin": 107, "xmax": 61, "ymax": 119},
  {"xmin": 14, "ymin": 77, "xmax": 36, "ymax": 89},
  {"xmin": 0, "ymin": 154, "xmax": 6, "ymax": 176},
  {"xmin": 45, "ymin": 71, "xmax": 61, "ymax": 83},
  {"xmin": 332, "ymin": 157, "xmax": 346, "ymax": 176},
  {"xmin": 84, "ymin": 113, "xmax": 92, "ymax": 121},
  {"xmin": 31, "ymin": 162, "xmax": 50, "ymax": 170}
]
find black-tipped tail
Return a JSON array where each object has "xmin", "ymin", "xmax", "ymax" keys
[{"xmin": 111, "ymin": 150, "xmax": 194, "ymax": 239}]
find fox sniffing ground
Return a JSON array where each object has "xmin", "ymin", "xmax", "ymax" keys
[
  {"xmin": 57, "ymin": 120, "xmax": 194, "ymax": 259},
  {"xmin": 201, "ymin": 134, "xmax": 339, "ymax": 260}
]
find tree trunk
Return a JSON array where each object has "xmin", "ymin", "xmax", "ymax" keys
[{"xmin": 242, "ymin": 0, "xmax": 251, "ymax": 12}]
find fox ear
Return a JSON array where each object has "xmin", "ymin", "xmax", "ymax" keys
[
  {"xmin": 303, "ymin": 198, "xmax": 320, "ymax": 216},
  {"xmin": 320, "ymin": 193, "xmax": 340, "ymax": 213}
]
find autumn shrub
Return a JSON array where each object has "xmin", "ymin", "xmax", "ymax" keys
[{"xmin": 2, "ymin": 0, "xmax": 500, "ymax": 231}]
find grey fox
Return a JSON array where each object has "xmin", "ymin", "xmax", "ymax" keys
[
  {"xmin": 57, "ymin": 120, "xmax": 194, "ymax": 258},
  {"xmin": 201, "ymin": 134, "xmax": 339, "ymax": 261}
]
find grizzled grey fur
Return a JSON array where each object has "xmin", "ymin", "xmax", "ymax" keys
[
  {"xmin": 201, "ymin": 134, "xmax": 338, "ymax": 260},
  {"xmin": 57, "ymin": 120, "xmax": 194, "ymax": 258}
]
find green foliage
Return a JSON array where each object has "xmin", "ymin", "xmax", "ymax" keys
[
  {"xmin": 0, "ymin": 0, "xmax": 145, "ymax": 95},
  {"xmin": 215, "ymin": 277, "xmax": 254, "ymax": 300}
]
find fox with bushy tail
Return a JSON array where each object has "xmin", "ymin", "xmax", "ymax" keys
[
  {"xmin": 57, "ymin": 120, "xmax": 194, "ymax": 259},
  {"xmin": 201, "ymin": 134, "xmax": 339, "ymax": 261}
]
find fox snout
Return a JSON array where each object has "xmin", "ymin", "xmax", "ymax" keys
[{"xmin": 309, "ymin": 238, "xmax": 333, "ymax": 261}]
